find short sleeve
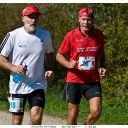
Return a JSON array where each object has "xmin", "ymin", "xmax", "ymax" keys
[
  {"xmin": 45, "ymin": 33, "xmax": 54, "ymax": 53},
  {"xmin": 0, "ymin": 32, "xmax": 14, "ymax": 57},
  {"xmin": 58, "ymin": 33, "xmax": 71, "ymax": 55}
]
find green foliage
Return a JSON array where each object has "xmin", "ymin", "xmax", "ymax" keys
[
  {"xmin": 0, "ymin": 68, "xmax": 9, "ymax": 101},
  {"xmin": 0, "ymin": 3, "xmax": 128, "ymax": 109}
]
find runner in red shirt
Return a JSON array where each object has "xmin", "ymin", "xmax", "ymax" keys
[{"xmin": 56, "ymin": 7, "xmax": 106, "ymax": 125}]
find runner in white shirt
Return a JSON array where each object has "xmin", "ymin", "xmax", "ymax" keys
[{"xmin": 0, "ymin": 6, "xmax": 54, "ymax": 125}]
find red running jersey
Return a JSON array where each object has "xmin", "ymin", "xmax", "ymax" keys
[{"xmin": 58, "ymin": 27, "xmax": 104, "ymax": 84}]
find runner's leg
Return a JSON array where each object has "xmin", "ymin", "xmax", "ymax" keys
[
  {"xmin": 11, "ymin": 94, "xmax": 27, "ymax": 125},
  {"xmin": 86, "ymin": 97, "xmax": 102, "ymax": 124},
  {"xmin": 28, "ymin": 89, "xmax": 45, "ymax": 125},
  {"xmin": 29, "ymin": 106, "xmax": 43, "ymax": 125},
  {"xmin": 84, "ymin": 82, "xmax": 102, "ymax": 125},
  {"xmin": 62, "ymin": 83, "xmax": 82, "ymax": 125},
  {"xmin": 11, "ymin": 114, "xmax": 23, "ymax": 125},
  {"xmin": 67, "ymin": 103, "xmax": 79, "ymax": 125}
]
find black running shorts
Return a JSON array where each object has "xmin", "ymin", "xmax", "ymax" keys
[
  {"xmin": 11, "ymin": 89, "xmax": 45, "ymax": 115},
  {"xmin": 62, "ymin": 82, "xmax": 102, "ymax": 104}
]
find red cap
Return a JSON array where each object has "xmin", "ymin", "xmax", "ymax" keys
[
  {"xmin": 22, "ymin": 6, "xmax": 42, "ymax": 16},
  {"xmin": 79, "ymin": 7, "xmax": 94, "ymax": 18}
]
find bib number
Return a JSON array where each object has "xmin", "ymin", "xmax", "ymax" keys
[
  {"xmin": 78, "ymin": 56, "xmax": 95, "ymax": 70},
  {"xmin": 8, "ymin": 97, "xmax": 23, "ymax": 112}
]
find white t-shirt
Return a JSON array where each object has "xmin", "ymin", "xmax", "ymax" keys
[{"xmin": 0, "ymin": 27, "xmax": 54, "ymax": 94}]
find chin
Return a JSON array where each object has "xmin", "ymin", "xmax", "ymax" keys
[
  {"xmin": 29, "ymin": 28, "xmax": 37, "ymax": 32},
  {"xmin": 83, "ymin": 29, "xmax": 89, "ymax": 32}
]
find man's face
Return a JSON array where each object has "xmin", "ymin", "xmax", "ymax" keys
[
  {"xmin": 79, "ymin": 16, "xmax": 94, "ymax": 33},
  {"xmin": 22, "ymin": 13, "xmax": 40, "ymax": 34}
]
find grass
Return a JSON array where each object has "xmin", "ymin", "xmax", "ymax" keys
[
  {"xmin": 44, "ymin": 90, "xmax": 128, "ymax": 125},
  {"xmin": 1, "ymin": 90, "xmax": 128, "ymax": 125},
  {"xmin": 0, "ymin": 101, "xmax": 9, "ymax": 111}
]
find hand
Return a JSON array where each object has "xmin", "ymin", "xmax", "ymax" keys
[
  {"xmin": 12, "ymin": 64, "xmax": 27, "ymax": 75},
  {"xmin": 45, "ymin": 70, "xmax": 54, "ymax": 81},
  {"xmin": 67, "ymin": 60, "xmax": 77, "ymax": 69},
  {"xmin": 99, "ymin": 68, "xmax": 106, "ymax": 78}
]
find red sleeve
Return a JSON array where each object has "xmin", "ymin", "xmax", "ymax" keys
[{"xmin": 58, "ymin": 33, "xmax": 71, "ymax": 55}]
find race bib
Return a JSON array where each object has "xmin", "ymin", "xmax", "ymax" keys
[
  {"xmin": 78, "ymin": 56, "xmax": 95, "ymax": 70},
  {"xmin": 8, "ymin": 97, "xmax": 23, "ymax": 112}
]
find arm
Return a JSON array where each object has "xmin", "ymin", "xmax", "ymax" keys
[
  {"xmin": 99, "ymin": 51, "xmax": 106, "ymax": 78},
  {"xmin": 0, "ymin": 54, "xmax": 27, "ymax": 75},
  {"xmin": 99, "ymin": 51, "xmax": 105, "ymax": 68},
  {"xmin": 0, "ymin": 54, "xmax": 14, "ymax": 71},
  {"xmin": 45, "ymin": 52, "xmax": 54, "ymax": 81},
  {"xmin": 56, "ymin": 52, "xmax": 77, "ymax": 69},
  {"xmin": 45, "ymin": 52, "xmax": 54, "ymax": 70}
]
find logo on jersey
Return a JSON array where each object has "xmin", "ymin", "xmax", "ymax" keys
[
  {"xmin": 19, "ymin": 45, "xmax": 27, "ymax": 48},
  {"xmin": 76, "ymin": 39, "xmax": 84, "ymax": 42},
  {"xmin": 77, "ymin": 47, "xmax": 98, "ymax": 52}
]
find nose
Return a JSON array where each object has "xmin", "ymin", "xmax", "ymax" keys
[
  {"xmin": 31, "ymin": 18, "xmax": 36, "ymax": 22},
  {"xmin": 84, "ymin": 19, "xmax": 88, "ymax": 23}
]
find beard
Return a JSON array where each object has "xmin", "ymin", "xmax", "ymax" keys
[{"xmin": 24, "ymin": 22, "xmax": 38, "ymax": 34}]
